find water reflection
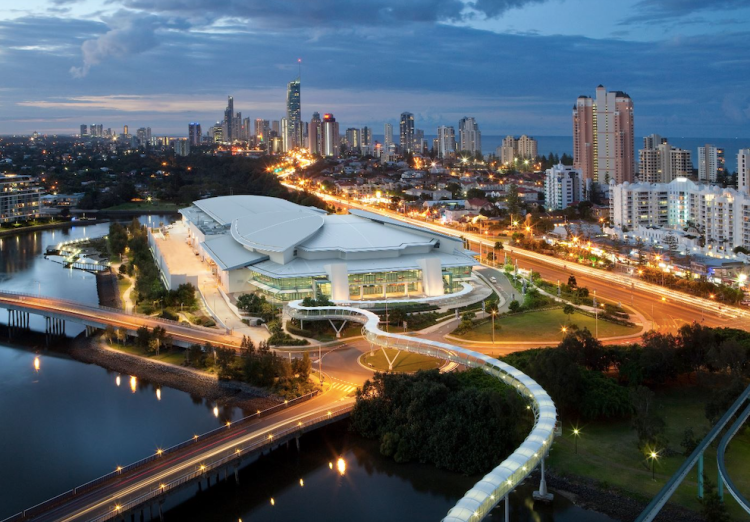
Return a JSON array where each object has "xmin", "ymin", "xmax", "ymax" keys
[{"xmin": 34, "ymin": 355, "xmax": 40, "ymax": 371}]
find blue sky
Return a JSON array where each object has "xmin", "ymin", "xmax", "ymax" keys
[{"xmin": 0, "ymin": 0, "xmax": 749, "ymax": 137}]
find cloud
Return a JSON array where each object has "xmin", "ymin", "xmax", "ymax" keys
[
  {"xmin": 116, "ymin": 0, "xmax": 548, "ymax": 27},
  {"xmin": 70, "ymin": 10, "xmax": 161, "ymax": 77},
  {"xmin": 622, "ymin": 0, "xmax": 749, "ymax": 24}
]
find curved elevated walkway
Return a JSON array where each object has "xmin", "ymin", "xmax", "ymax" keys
[{"xmin": 287, "ymin": 301, "xmax": 558, "ymax": 522}]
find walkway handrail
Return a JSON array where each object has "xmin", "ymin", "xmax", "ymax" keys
[
  {"xmin": 287, "ymin": 301, "xmax": 558, "ymax": 522},
  {"xmin": 717, "ymin": 402, "xmax": 750, "ymax": 514},
  {"xmin": 635, "ymin": 382, "xmax": 750, "ymax": 522},
  {"xmin": 331, "ymin": 282, "xmax": 474, "ymax": 307}
]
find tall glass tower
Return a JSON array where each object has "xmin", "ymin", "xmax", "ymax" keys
[{"xmin": 286, "ymin": 79, "xmax": 302, "ymax": 150}]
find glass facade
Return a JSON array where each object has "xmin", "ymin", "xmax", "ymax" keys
[{"xmin": 249, "ymin": 266, "xmax": 472, "ymax": 302}]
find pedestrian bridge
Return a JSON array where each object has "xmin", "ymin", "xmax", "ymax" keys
[
  {"xmin": 0, "ymin": 290, "xmax": 239, "ymax": 349},
  {"xmin": 287, "ymin": 301, "xmax": 558, "ymax": 522}
]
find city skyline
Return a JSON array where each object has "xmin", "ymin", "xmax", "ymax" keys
[{"xmin": 0, "ymin": 0, "xmax": 749, "ymax": 136}]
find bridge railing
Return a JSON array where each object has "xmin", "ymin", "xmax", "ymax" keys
[
  {"xmin": 0, "ymin": 390, "xmax": 321, "ymax": 522},
  {"xmin": 0, "ymin": 290, "xmax": 232, "ymax": 337},
  {"xmin": 85, "ymin": 404, "xmax": 354, "ymax": 522},
  {"xmin": 287, "ymin": 301, "xmax": 557, "ymax": 522},
  {"xmin": 717, "ymin": 402, "xmax": 750, "ymax": 514}
]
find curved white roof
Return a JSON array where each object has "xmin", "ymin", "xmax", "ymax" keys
[
  {"xmin": 231, "ymin": 210, "xmax": 325, "ymax": 252},
  {"xmin": 194, "ymin": 195, "xmax": 321, "ymax": 226}
]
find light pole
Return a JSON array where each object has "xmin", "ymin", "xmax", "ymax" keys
[
  {"xmin": 572, "ymin": 428, "xmax": 580, "ymax": 454},
  {"xmin": 491, "ymin": 311, "xmax": 496, "ymax": 344},
  {"xmin": 649, "ymin": 450, "xmax": 659, "ymax": 480}
]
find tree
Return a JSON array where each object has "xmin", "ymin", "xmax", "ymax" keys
[
  {"xmin": 135, "ymin": 326, "xmax": 151, "ymax": 350},
  {"xmin": 630, "ymin": 386, "xmax": 667, "ymax": 450},
  {"xmin": 700, "ymin": 477, "xmax": 731, "ymax": 522},
  {"xmin": 506, "ymin": 184, "xmax": 520, "ymax": 217},
  {"xmin": 104, "ymin": 324, "xmax": 116, "ymax": 344},
  {"xmin": 563, "ymin": 304, "xmax": 575, "ymax": 321},
  {"xmin": 466, "ymin": 188, "xmax": 486, "ymax": 200},
  {"xmin": 116, "ymin": 327, "xmax": 127, "ymax": 344},
  {"xmin": 292, "ymin": 352, "xmax": 312, "ymax": 380},
  {"xmin": 494, "ymin": 241, "xmax": 504, "ymax": 251},
  {"xmin": 148, "ymin": 336, "xmax": 160, "ymax": 355},
  {"xmin": 567, "ymin": 275, "xmax": 578, "ymax": 289},
  {"xmin": 215, "ymin": 347, "xmax": 236, "ymax": 379},
  {"xmin": 508, "ymin": 300, "xmax": 521, "ymax": 313},
  {"xmin": 388, "ymin": 308, "xmax": 405, "ymax": 327}
]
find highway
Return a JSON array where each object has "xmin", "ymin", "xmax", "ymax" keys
[{"xmin": 294, "ymin": 185, "xmax": 746, "ymax": 336}]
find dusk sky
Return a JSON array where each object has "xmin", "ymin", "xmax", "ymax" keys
[{"xmin": 1, "ymin": 0, "xmax": 750, "ymax": 137}]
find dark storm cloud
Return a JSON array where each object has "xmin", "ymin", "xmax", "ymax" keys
[
  {"xmin": 1, "ymin": 2, "xmax": 749, "ymax": 136},
  {"xmin": 117, "ymin": 0, "xmax": 547, "ymax": 26},
  {"xmin": 623, "ymin": 0, "xmax": 750, "ymax": 24}
]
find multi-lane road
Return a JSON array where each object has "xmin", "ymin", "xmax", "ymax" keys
[{"xmin": 293, "ymin": 184, "xmax": 747, "ymax": 336}]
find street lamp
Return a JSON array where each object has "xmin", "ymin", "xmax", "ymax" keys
[
  {"xmin": 648, "ymin": 450, "xmax": 659, "ymax": 480},
  {"xmin": 572, "ymin": 427, "xmax": 581, "ymax": 454}
]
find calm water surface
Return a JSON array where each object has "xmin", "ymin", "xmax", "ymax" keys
[{"xmin": 0, "ymin": 218, "xmax": 614, "ymax": 521}]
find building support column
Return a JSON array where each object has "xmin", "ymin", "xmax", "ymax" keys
[{"xmin": 698, "ymin": 453, "xmax": 704, "ymax": 498}]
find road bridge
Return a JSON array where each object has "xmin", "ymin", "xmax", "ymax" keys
[{"xmin": 0, "ymin": 290, "xmax": 240, "ymax": 349}]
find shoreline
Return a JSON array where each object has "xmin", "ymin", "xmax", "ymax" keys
[
  {"xmin": 0, "ymin": 329, "xmax": 280, "ymax": 413},
  {"xmin": 68, "ymin": 337, "xmax": 281, "ymax": 413},
  {"xmin": 0, "ymin": 219, "xmax": 108, "ymax": 237},
  {"xmin": 544, "ymin": 470, "xmax": 706, "ymax": 522}
]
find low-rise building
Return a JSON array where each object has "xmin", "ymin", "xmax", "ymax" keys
[
  {"xmin": 173, "ymin": 195, "xmax": 477, "ymax": 301},
  {"xmin": 544, "ymin": 163, "xmax": 584, "ymax": 210},
  {"xmin": 0, "ymin": 174, "xmax": 43, "ymax": 223}
]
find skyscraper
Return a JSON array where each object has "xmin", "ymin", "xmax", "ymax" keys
[
  {"xmin": 309, "ymin": 112, "xmax": 322, "ymax": 155},
  {"xmin": 280, "ymin": 118, "xmax": 289, "ymax": 152},
  {"xmin": 738, "ymin": 149, "xmax": 750, "ymax": 194},
  {"xmin": 572, "ymin": 96, "xmax": 595, "ymax": 181},
  {"xmin": 321, "ymin": 113, "xmax": 339, "ymax": 158},
  {"xmin": 639, "ymin": 137, "xmax": 692, "ymax": 183},
  {"xmin": 223, "ymin": 96, "xmax": 234, "ymax": 143},
  {"xmin": 254, "ymin": 119, "xmax": 270, "ymax": 143},
  {"xmin": 286, "ymin": 78, "xmax": 302, "ymax": 150},
  {"xmin": 573, "ymin": 86, "xmax": 634, "ymax": 184},
  {"xmin": 458, "ymin": 117, "xmax": 481, "ymax": 156},
  {"xmin": 399, "ymin": 112, "xmax": 414, "ymax": 153},
  {"xmin": 384, "ymin": 123, "xmax": 393, "ymax": 151},
  {"xmin": 80, "ymin": 124, "xmax": 88, "ymax": 137},
  {"xmin": 437, "ymin": 126, "xmax": 456, "ymax": 158},
  {"xmin": 361, "ymin": 126, "xmax": 372, "ymax": 147},
  {"xmin": 189, "ymin": 123, "xmax": 202, "ymax": 146},
  {"xmin": 123, "ymin": 125, "xmax": 129, "ymax": 136},
  {"xmin": 573, "ymin": 87, "xmax": 635, "ymax": 184},
  {"xmin": 345, "ymin": 128, "xmax": 360, "ymax": 151},
  {"xmin": 698, "ymin": 144, "xmax": 725, "ymax": 182}
]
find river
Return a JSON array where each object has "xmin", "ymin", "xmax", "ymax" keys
[{"xmin": 0, "ymin": 218, "xmax": 614, "ymax": 521}]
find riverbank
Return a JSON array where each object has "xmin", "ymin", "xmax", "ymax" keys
[
  {"xmin": 68, "ymin": 337, "xmax": 280, "ymax": 412},
  {"xmin": 0, "ymin": 327, "xmax": 280, "ymax": 413},
  {"xmin": 545, "ymin": 470, "xmax": 705, "ymax": 522},
  {"xmin": 0, "ymin": 218, "xmax": 108, "ymax": 237}
]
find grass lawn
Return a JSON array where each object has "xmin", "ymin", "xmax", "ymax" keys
[
  {"xmin": 455, "ymin": 308, "xmax": 641, "ymax": 343},
  {"xmin": 549, "ymin": 383, "xmax": 750, "ymax": 519},
  {"xmin": 360, "ymin": 348, "xmax": 443, "ymax": 373},
  {"xmin": 108, "ymin": 341, "xmax": 186, "ymax": 366},
  {"xmin": 105, "ymin": 201, "xmax": 179, "ymax": 212},
  {"xmin": 307, "ymin": 323, "xmax": 362, "ymax": 342}
]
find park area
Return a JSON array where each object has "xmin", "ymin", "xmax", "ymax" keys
[
  {"xmin": 454, "ymin": 308, "xmax": 642, "ymax": 343},
  {"xmin": 549, "ymin": 381, "xmax": 750, "ymax": 519},
  {"xmin": 360, "ymin": 348, "xmax": 443, "ymax": 373}
]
